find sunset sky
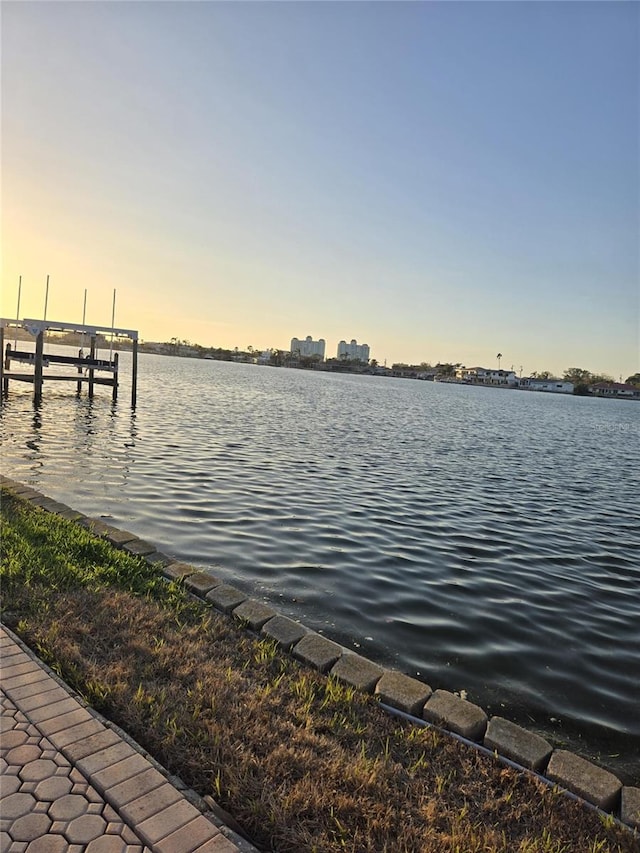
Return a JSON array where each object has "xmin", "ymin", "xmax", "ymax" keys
[{"xmin": 2, "ymin": 1, "xmax": 638, "ymax": 377}]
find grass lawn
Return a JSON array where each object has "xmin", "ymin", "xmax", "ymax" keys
[{"xmin": 0, "ymin": 489, "xmax": 636, "ymax": 853}]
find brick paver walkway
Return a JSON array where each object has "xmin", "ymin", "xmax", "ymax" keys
[{"xmin": 0, "ymin": 626, "xmax": 243, "ymax": 853}]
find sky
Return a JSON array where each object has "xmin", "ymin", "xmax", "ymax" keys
[{"xmin": 2, "ymin": 1, "xmax": 638, "ymax": 378}]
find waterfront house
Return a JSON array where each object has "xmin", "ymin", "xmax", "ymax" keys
[
  {"xmin": 519, "ymin": 378, "xmax": 574, "ymax": 394},
  {"xmin": 455, "ymin": 367, "xmax": 518, "ymax": 386},
  {"xmin": 589, "ymin": 381, "xmax": 640, "ymax": 399}
]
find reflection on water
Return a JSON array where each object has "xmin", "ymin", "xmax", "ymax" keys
[
  {"xmin": 1, "ymin": 348, "xmax": 639, "ymax": 780},
  {"xmin": 26, "ymin": 407, "xmax": 42, "ymax": 459}
]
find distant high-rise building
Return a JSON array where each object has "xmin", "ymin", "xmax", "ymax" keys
[
  {"xmin": 290, "ymin": 335, "xmax": 326, "ymax": 359},
  {"xmin": 337, "ymin": 339, "xmax": 370, "ymax": 362}
]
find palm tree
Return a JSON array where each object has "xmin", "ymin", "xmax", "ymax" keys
[{"xmin": 496, "ymin": 353, "xmax": 503, "ymax": 370}]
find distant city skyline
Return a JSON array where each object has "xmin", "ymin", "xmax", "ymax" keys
[
  {"xmin": 289, "ymin": 335, "xmax": 371, "ymax": 362},
  {"xmin": 290, "ymin": 335, "xmax": 326, "ymax": 359},
  {"xmin": 0, "ymin": 294, "xmax": 633, "ymax": 379},
  {"xmin": 2, "ymin": 2, "xmax": 638, "ymax": 379},
  {"xmin": 337, "ymin": 339, "xmax": 370, "ymax": 363}
]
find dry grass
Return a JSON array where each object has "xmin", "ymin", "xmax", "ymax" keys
[{"xmin": 1, "ymin": 491, "xmax": 637, "ymax": 853}]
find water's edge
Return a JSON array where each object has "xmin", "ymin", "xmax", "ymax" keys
[{"xmin": 2, "ymin": 474, "xmax": 639, "ymax": 833}]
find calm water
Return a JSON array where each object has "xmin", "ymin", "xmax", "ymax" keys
[{"xmin": 2, "ymin": 350, "xmax": 639, "ymax": 780}]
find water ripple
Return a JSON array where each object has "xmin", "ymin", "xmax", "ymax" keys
[{"xmin": 2, "ymin": 351, "xmax": 639, "ymax": 779}]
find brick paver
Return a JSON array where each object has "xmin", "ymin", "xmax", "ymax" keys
[{"xmin": 0, "ymin": 625, "xmax": 245, "ymax": 852}]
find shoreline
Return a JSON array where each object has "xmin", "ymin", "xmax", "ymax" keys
[{"xmin": 1, "ymin": 474, "xmax": 638, "ymax": 837}]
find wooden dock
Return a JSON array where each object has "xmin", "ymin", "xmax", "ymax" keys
[{"xmin": 1, "ymin": 317, "xmax": 139, "ymax": 406}]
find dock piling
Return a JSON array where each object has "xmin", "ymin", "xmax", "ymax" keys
[
  {"xmin": 77, "ymin": 348, "xmax": 83, "ymax": 395},
  {"xmin": 112, "ymin": 352, "xmax": 119, "ymax": 402},
  {"xmin": 131, "ymin": 339, "xmax": 138, "ymax": 408},
  {"xmin": 88, "ymin": 336, "xmax": 96, "ymax": 399},
  {"xmin": 34, "ymin": 331, "xmax": 44, "ymax": 404}
]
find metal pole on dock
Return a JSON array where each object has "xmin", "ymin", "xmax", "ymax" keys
[
  {"xmin": 131, "ymin": 338, "xmax": 138, "ymax": 408},
  {"xmin": 43, "ymin": 275, "xmax": 49, "ymax": 321},
  {"xmin": 34, "ymin": 331, "xmax": 44, "ymax": 404},
  {"xmin": 109, "ymin": 289, "xmax": 116, "ymax": 362},
  {"xmin": 77, "ymin": 290, "xmax": 88, "ymax": 395},
  {"xmin": 80, "ymin": 289, "xmax": 88, "ymax": 356},
  {"xmin": 108, "ymin": 289, "xmax": 118, "ymax": 400},
  {"xmin": 14, "ymin": 276, "xmax": 21, "ymax": 349},
  {"xmin": 42, "ymin": 275, "xmax": 50, "ymax": 359}
]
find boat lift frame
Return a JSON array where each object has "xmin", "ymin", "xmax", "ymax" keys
[{"xmin": 1, "ymin": 318, "xmax": 139, "ymax": 407}]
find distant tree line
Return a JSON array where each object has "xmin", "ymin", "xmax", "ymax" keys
[
  {"xmin": 560, "ymin": 367, "xmax": 613, "ymax": 395},
  {"xmin": 8, "ymin": 328, "xmax": 639, "ymax": 388}
]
